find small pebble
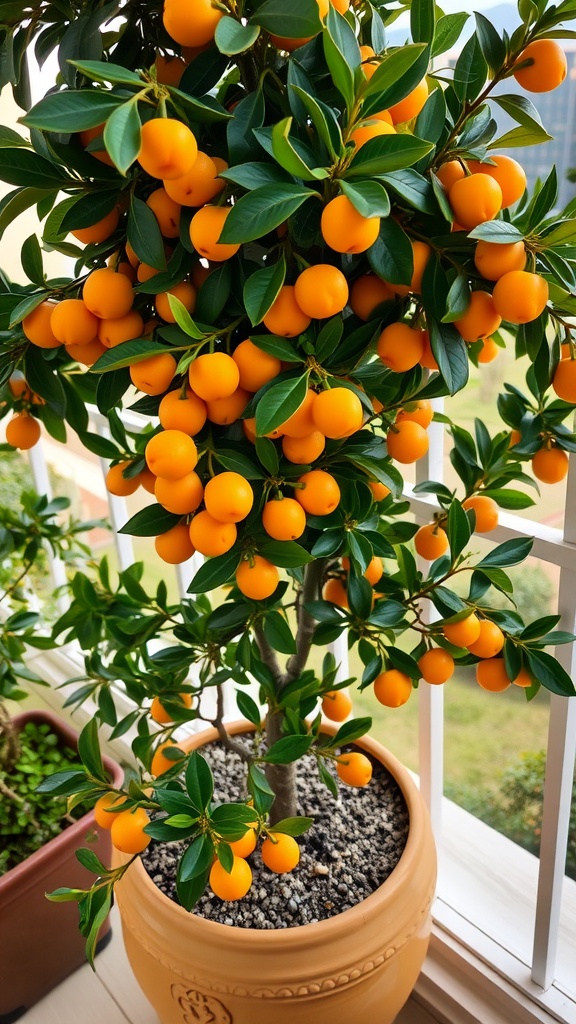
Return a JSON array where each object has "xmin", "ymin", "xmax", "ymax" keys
[{"xmin": 142, "ymin": 739, "xmax": 408, "ymax": 930}]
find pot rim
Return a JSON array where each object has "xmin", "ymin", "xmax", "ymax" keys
[{"xmin": 119, "ymin": 719, "xmax": 434, "ymax": 948}]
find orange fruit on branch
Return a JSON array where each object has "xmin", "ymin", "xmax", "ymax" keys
[
  {"xmin": 188, "ymin": 351, "xmax": 240, "ymax": 401},
  {"xmin": 467, "ymin": 155, "xmax": 527, "ymax": 209},
  {"xmin": 189, "ymin": 511, "xmax": 237, "ymax": 556},
  {"xmin": 448, "ymin": 173, "xmax": 502, "ymax": 230},
  {"xmin": 312, "ymin": 387, "xmax": 364, "ymax": 439},
  {"xmin": 163, "ymin": 0, "xmax": 224, "ymax": 46},
  {"xmin": 532, "ymin": 446, "xmax": 569, "ymax": 483},
  {"xmin": 476, "ymin": 658, "xmax": 511, "ymax": 692},
  {"xmin": 349, "ymin": 274, "xmax": 394, "ymax": 320},
  {"xmin": 204, "ymin": 471, "xmax": 254, "ymax": 523},
  {"xmin": 261, "ymin": 833, "xmax": 300, "ymax": 873},
  {"xmin": 462, "ymin": 495, "xmax": 499, "ymax": 533},
  {"xmin": 374, "ymin": 669, "xmax": 412, "ymax": 707},
  {"xmin": 491, "ymin": 271, "xmax": 549, "ymax": 325},
  {"xmin": 158, "ymin": 388, "xmax": 207, "ymax": 434},
  {"xmin": 443, "ymin": 613, "xmax": 481, "ymax": 648},
  {"xmin": 83, "ymin": 268, "xmax": 134, "ymax": 319},
  {"xmin": 336, "ymin": 751, "xmax": 373, "ymax": 787},
  {"xmin": 235, "ymin": 555, "xmax": 279, "ymax": 599},
  {"xmin": 513, "ymin": 38, "xmax": 567, "ymax": 93},
  {"xmin": 295, "ymin": 469, "xmax": 341, "ymax": 515},
  {"xmin": 454, "ymin": 291, "xmax": 502, "ymax": 343},
  {"xmin": 386, "ymin": 420, "xmax": 429, "ymax": 463},
  {"xmin": 320, "ymin": 194, "xmax": 380, "ymax": 253},
  {"xmin": 294, "ymin": 264, "xmax": 349, "ymax": 319},
  {"xmin": 418, "ymin": 648, "xmax": 455, "ymax": 685},
  {"xmin": 232, "ymin": 338, "xmax": 281, "ymax": 391},
  {"xmin": 209, "ymin": 856, "xmax": 252, "ymax": 901},
  {"xmin": 189, "ymin": 205, "xmax": 240, "ymax": 262},
  {"xmin": 467, "ymin": 619, "xmax": 505, "ymax": 659},
  {"xmin": 138, "ymin": 117, "xmax": 198, "ymax": 180},
  {"xmin": 322, "ymin": 689, "xmax": 353, "ymax": 722},
  {"xmin": 145, "ymin": 429, "xmax": 198, "ymax": 479},
  {"xmin": 22, "ymin": 299, "xmax": 61, "ymax": 348},
  {"xmin": 129, "ymin": 352, "xmax": 178, "ymax": 395},
  {"xmin": 473, "ymin": 240, "xmax": 526, "ymax": 281},
  {"xmin": 164, "ymin": 151, "xmax": 225, "ymax": 207},
  {"xmin": 377, "ymin": 323, "xmax": 425, "ymax": 372},
  {"xmin": 154, "ymin": 523, "xmax": 196, "ymax": 564},
  {"xmin": 110, "ymin": 807, "xmax": 151, "ymax": 854},
  {"xmin": 414, "ymin": 523, "xmax": 449, "ymax": 560},
  {"xmin": 106, "ymin": 461, "xmax": 141, "ymax": 497},
  {"xmin": 262, "ymin": 497, "xmax": 307, "ymax": 540},
  {"xmin": 5, "ymin": 413, "xmax": 41, "ymax": 450},
  {"xmin": 262, "ymin": 284, "xmax": 311, "ymax": 338},
  {"xmin": 155, "ymin": 471, "xmax": 204, "ymax": 515}
]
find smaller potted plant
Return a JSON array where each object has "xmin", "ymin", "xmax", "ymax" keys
[{"xmin": 0, "ymin": 474, "xmax": 121, "ymax": 1023}]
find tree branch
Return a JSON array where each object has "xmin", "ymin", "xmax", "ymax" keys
[
  {"xmin": 253, "ymin": 620, "xmax": 284, "ymax": 686},
  {"xmin": 210, "ymin": 684, "xmax": 253, "ymax": 762},
  {"xmin": 285, "ymin": 559, "xmax": 327, "ymax": 682}
]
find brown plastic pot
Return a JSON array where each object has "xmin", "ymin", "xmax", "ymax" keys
[
  {"xmin": 0, "ymin": 709, "xmax": 123, "ymax": 1023},
  {"xmin": 114, "ymin": 720, "xmax": 436, "ymax": 1024}
]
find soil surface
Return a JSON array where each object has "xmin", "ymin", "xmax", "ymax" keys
[{"xmin": 141, "ymin": 737, "xmax": 409, "ymax": 928}]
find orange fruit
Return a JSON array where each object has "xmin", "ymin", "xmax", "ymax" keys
[
  {"xmin": 262, "ymin": 285, "xmax": 311, "ymax": 338},
  {"xmin": 419, "ymin": 330, "xmax": 439, "ymax": 370},
  {"xmin": 229, "ymin": 827, "xmax": 258, "ymax": 859},
  {"xmin": 322, "ymin": 577, "xmax": 349, "ymax": 608},
  {"xmin": 436, "ymin": 160, "xmax": 466, "ymax": 190},
  {"xmin": 94, "ymin": 793, "xmax": 126, "ymax": 829},
  {"xmin": 532, "ymin": 446, "xmax": 569, "ymax": 483},
  {"xmin": 106, "ymin": 461, "xmax": 140, "ymax": 497},
  {"xmin": 5, "ymin": 413, "xmax": 41, "ymax": 450},
  {"xmin": 261, "ymin": 833, "xmax": 300, "ymax": 872},
  {"xmin": 349, "ymin": 274, "xmax": 394, "ymax": 320},
  {"xmin": 467, "ymin": 155, "xmax": 527, "ymax": 209},
  {"xmin": 158, "ymin": 388, "xmax": 207, "ymax": 434},
  {"xmin": 448, "ymin": 174, "xmax": 502, "ymax": 230},
  {"xmin": 138, "ymin": 467, "xmax": 157, "ymax": 494},
  {"xmin": 150, "ymin": 692, "xmax": 193, "ymax": 723},
  {"xmin": 336, "ymin": 751, "xmax": 373, "ymax": 786},
  {"xmin": 321, "ymin": 194, "xmax": 380, "ymax": 253},
  {"xmin": 443, "ymin": 613, "xmax": 481, "ymax": 648},
  {"xmin": 164, "ymin": 151, "xmax": 225, "ymax": 207},
  {"xmin": 98, "ymin": 310, "xmax": 144, "ymax": 348},
  {"xmin": 138, "ymin": 117, "xmax": 198, "ymax": 180},
  {"xmin": 350, "ymin": 119, "xmax": 396, "ymax": 151},
  {"xmin": 236, "ymin": 555, "xmax": 279, "ymax": 599},
  {"xmin": 322, "ymin": 689, "xmax": 353, "ymax": 722},
  {"xmin": 71, "ymin": 206, "xmax": 119, "ymax": 245},
  {"xmin": 388, "ymin": 79, "xmax": 428, "ymax": 123},
  {"xmin": 454, "ymin": 291, "xmax": 501, "ymax": 343},
  {"xmin": 189, "ymin": 511, "xmax": 237, "ymax": 556},
  {"xmin": 369, "ymin": 480, "xmax": 390, "ymax": 501},
  {"xmin": 414, "ymin": 523, "xmax": 449, "ymax": 560},
  {"xmin": 130, "ymin": 352, "xmax": 177, "ymax": 395},
  {"xmin": 418, "ymin": 648, "xmax": 454, "ymax": 685},
  {"xmin": 262, "ymin": 497, "xmax": 307, "ymax": 540},
  {"xmin": 295, "ymin": 469, "xmax": 341, "ymax": 515},
  {"xmin": 163, "ymin": 0, "xmax": 224, "ymax": 46},
  {"xmin": 386, "ymin": 420, "xmax": 429, "ymax": 463},
  {"xmin": 155, "ymin": 471, "xmax": 204, "ymax": 514},
  {"xmin": 190, "ymin": 205, "xmax": 240, "ymax": 261},
  {"xmin": 154, "ymin": 523, "xmax": 196, "ymax": 564},
  {"xmin": 360, "ymin": 45, "xmax": 379, "ymax": 79},
  {"xmin": 110, "ymin": 807, "xmax": 151, "ymax": 854},
  {"xmin": 512, "ymin": 668, "xmax": 533, "ymax": 688},
  {"xmin": 279, "ymin": 389, "xmax": 317, "ymax": 437},
  {"xmin": 206, "ymin": 387, "xmax": 250, "ymax": 424},
  {"xmin": 312, "ymin": 387, "xmax": 364, "ymax": 439},
  {"xmin": 396, "ymin": 399, "xmax": 433, "ymax": 429},
  {"xmin": 232, "ymin": 339, "xmax": 281, "ymax": 391},
  {"xmin": 513, "ymin": 38, "xmax": 567, "ymax": 93},
  {"xmin": 83, "ymin": 268, "xmax": 134, "ymax": 319},
  {"xmin": 374, "ymin": 669, "xmax": 412, "ymax": 707},
  {"xmin": 209, "ymin": 855, "xmax": 252, "ymax": 900},
  {"xmin": 476, "ymin": 658, "xmax": 511, "ymax": 692},
  {"xmin": 462, "ymin": 494, "xmax": 499, "ymax": 532},
  {"xmin": 22, "ymin": 300, "xmax": 61, "ymax": 348},
  {"xmin": 65, "ymin": 338, "xmax": 107, "ymax": 366},
  {"xmin": 78, "ymin": 123, "xmax": 113, "ymax": 166},
  {"xmin": 377, "ymin": 322, "xmax": 425, "ymax": 371},
  {"xmin": 474, "ymin": 240, "xmax": 526, "ymax": 281},
  {"xmin": 150, "ymin": 739, "xmax": 185, "ymax": 776},
  {"xmin": 155, "ymin": 281, "xmax": 197, "ymax": 323},
  {"xmin": 145, "ymin": 429, "xmax": 198, "ymax": 479},
  {"xmin": 154, "ymin": 53, "xmax": 188, "ymax": 87},
  {"xmin": 146, "ymin": 187, "xmax": 181, "ymax": 237},
  {"xmin": 363, "ymin": 556, "xmax": 384, "ymax": 585},
  {"xmin": 242, "ymin": 417, "xmax": 283, "ymax": 442},
  {"xmin": 281, "ymin": 430, "xmax": 325, "ymax": 464},
  {"xmin": 478, "ymin": 337, "xmax": 500, "ymax": 363},
  {"xmin": 552, "ymin": 358, "xmax": 576, "ymax": 403},
  {"xmin": 294, "ymin": 265, "xmax": 349, "ymax": 319},
  {"xmin": 204, "ymin": 471, "xmax": 253, "ymax": 523},
  {"xmin": 189, "ymin": 351, "xmax": 240, "ymax": 401},
  {"xmin": 467, "ymin": 619, "xmax": 505, "ymax": 659},
  {"xmin": 491, "ymin": 271, "xmax": 549, "ymax": 325}
]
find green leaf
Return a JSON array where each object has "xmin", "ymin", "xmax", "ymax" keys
[
  {"xmin": 447, "ymin": 499, "xmax": 471, "ymax": 558},
  {"xmin": 219, "ymin": 184, "xmax": 317, "ymax": 244},
  {"xmin": 432, "ymin": 13, "xmax": 469, "ymax": 57},
  {"xmin": 476, "ymin": 537, "xmax": 533, "ymax": 569},
  {"xmin": 525, "ymin": 650, "xmax": 576, "ymax": 697},
  {"xmin": 339, "ymin": 180, "xmax": 390, "ymax": 218},
  {"xmin": 481, "ymin": 488, "xmax": 534, "ymax": 510},
  {"xmin": 11, "ymin": 290, "xmax": 50, "ymax": 327},
  {"xmin": 263, "ymin": 609, "xmax": 297, "ymax": 655},
  {"xmin": 221, "ymin": 160, "xmax": 292, "ymax": 190},
  {"xmin": 103, "ymin": 99, "xmax": 141, "ymax": 176},
  {"xmin": 289, "ymin": 85, "xmax": 343, "ymax": 160},
  {"xmin": 78, "ymin": 719, "xmax": 106, "ymax": 782},
  {"xmin": 474, "ymin": 12, "xmax": 507, "ymax": 72},
  {"xmin": 442, "ymin": 272, "xmax": 471, "ymax": 323},
  {"xmin": 179, "ymin": 834, "xmax": 214, "ymax": 882},
  {"xmin": 264, "ymin": 734, "xmax": 313, "ymax": 763},
  {"xmin": 188, "ymin": 548, "xmax": 242, "ymax": 593},
  {"xmin": 168, "ymin": 86, "xmax": 231, "ymax": 125},
  {"xmin": 411, "ymin": 0, "xmax": 435, "ymax": 46},
  {"xmin": 453, "ymin": 33, "xmax": 487, "ymax": 102},
  {"xmin": 367, "ymin": 217, "xmax": 412, "ymax": 285},
  {"xmin": 250, "ymin": 0, "xmax": 323, "ymax": 38},
  {"xmin": 346, "ymin": 134, "xmax": 433, "ymax": 177},
  {"xmin": 490, "ymin": 125, "xmax": 552, "ymax": 149},
  {"xmin": 215, "ymin": 449, "xmax": 265, "ymax": 479},
  {"xmin": 215, "ymin": 16, "xmax": 260, "ymax": 54},
  {"xmin": 176, "ymin": 864, "xmax": 210, "ymax": 912},
  {"xmin": 255, "ymin": 373, "xmax": 309, "ymax": 435},
  {"xmin": 59, "ymin": 190, "xmax": 120, "ymax": 233},
  {"xmin": 236, "ymin": 690, "xmax": 262, "ymax": 725},
  {"xmin": 118, "ymin": 505, "xmax": 181, "ymax": 537},
  {"xmin": 243, "ymin": 255, "xmax": 286, "ymax": 326},
  {"xmin": 468, "ymin": 221, "xmax": 524, "ymax": 243},
  {"xmin": 67, "ymin": 59, "xmax": 143, "ymax": 86},
  {"xmin": 361, "ymin": 44, "xmax": 428, "ymax": 112},
  {"xmin": 270, "ymin": 117, "xmax": 329, "ymax": 180},
  {"xmin": 92, "ymin": 340, "xmax": 169, "ymax": 373},
  {"xmin": 428, "ymin": 319, "xmax": 469, "ymax": 395},
  {"xmin": 332, "ymin": 717, "xmax": 373, "ymax": 747},
  {"xmin": 21, "ymin": 234, "xmax": 44, "ymax": 285},
  {"xmin": 0, "ymin": 126, "xmax": 30, "ymax": 148},
  {"xmin": 259, "ymin": 540, "xmax": 313, "ymax": 568},
  {"xmin": 271, "ymin": 817, "xmax": 313, "ymax": 837},
  {"xmin": 167, "ymin": 295, "xmax": 204, "ymax": 338},
  {"xmin": 128, "ymin": 196, "xmax": 166, "ymax": 270},
  {"xmin": 0, "ymin": 148, "xmax": 71, "ymax": 189},
  {"xmin": 0, "ymin": 187, "xmax": 48, "ymax": 241},
  {"xmin": 21, "ymin": 89, "xmax": 123, "ymax": 132},
  {"xmin": 186, "ymin": 751, "xmax": 213, "ymax": 812},
  {"xmin": 378, "ymin": 169, "xmax": 436, "ymax": 215},
  {"xmin": 227, "ymin": 89, "xmax": 266, "ymax": 165}
]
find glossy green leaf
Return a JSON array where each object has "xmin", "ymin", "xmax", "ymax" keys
[
  {"xmin": 219, "ymin": 184, "xmax": 318, "ymax": 244},
  {"xmin": 118, "ymin": 505, "xmax": 181, "ymax": 537},
  {"xmin": 255, "ymin": 373, "xmax": 309, "ymax": 436},
  {"xmin": 215, "ymin": 16, "xmax": 260, "ymax": 54},
  {"xmin": 243, "ymin": 255, "xmax": 286, "ymax": 326},
  {"xmin": 346, "ymin": 134, "xmax": 433, "ymax": 177},
  {"xmin": 104, "ymin": 100, "xmax": 141, "ymax": 176},
  {"xmin": 339, "ymin": 180, "xmax": 390, "ymax": 218}
]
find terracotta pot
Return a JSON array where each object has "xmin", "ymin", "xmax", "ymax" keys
[
  {"xmin": 114, "ymin": 721, "xmax": 436, "ymax": 1024},
  {"xmin": 0, "ymin": 710, "xmax": 123, "ymax": 1023}
]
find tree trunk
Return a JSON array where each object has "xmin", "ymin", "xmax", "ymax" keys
[
  {"xmin": 0, "ymin": 701, "xmax": 21, "ymax": 773},
  {"xmin": 265, "ymin": 710, "xmax": 298, "ymax": 824}
]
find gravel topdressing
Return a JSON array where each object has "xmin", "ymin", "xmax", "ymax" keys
[{"xmin": 141, "ymin": 737, "xmax": 409, "ymax": 929}]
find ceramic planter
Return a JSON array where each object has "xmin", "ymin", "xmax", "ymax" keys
[
  {"xmin": 0, "ymin": 710, "xmax": 123, "ymax": 1023},
  {"xmin": 114, "ymin": 720, "xmax": 436, "ymax": 1024}
]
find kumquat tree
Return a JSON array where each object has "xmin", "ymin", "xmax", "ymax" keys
[{"xmin": 2, "ymin": 0, "xmax": 576, "ymax": 950}]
